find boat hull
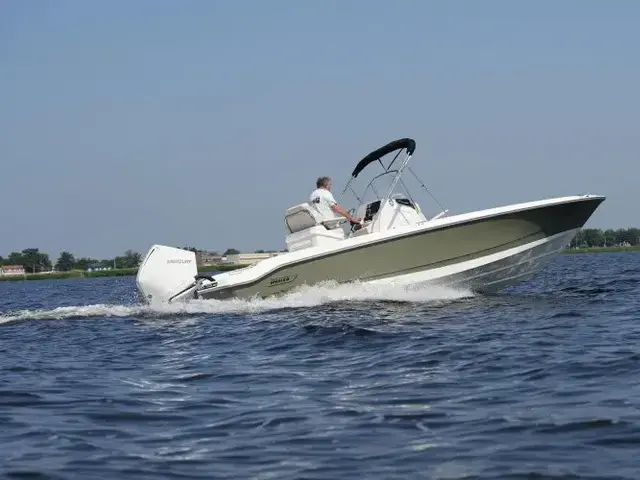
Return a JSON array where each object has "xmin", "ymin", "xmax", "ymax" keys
[
  {"xmin": 196, "ymin": 195, "xmax": 604, "ymax": 300},
  {"xmin": 364, "ymin": 227, "xmax": 579, "ymax": 294}
]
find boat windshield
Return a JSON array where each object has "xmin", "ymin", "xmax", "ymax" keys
[{"xmin": 351, "ymin": 169, "xmax": 401, "ymax": 206}]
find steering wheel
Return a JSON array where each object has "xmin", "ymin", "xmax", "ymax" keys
[
  {"xmin": 346, "ymin": 207, "xmax": 366, "ymax": 233},
  {"xmin": 390, "ymin": 193, "xmax": 407, "ymax": 200}
]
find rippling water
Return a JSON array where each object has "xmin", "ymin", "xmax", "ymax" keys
[{"xmin": 1, "ymin": 252, "xmax": 639, "ymax": 479}]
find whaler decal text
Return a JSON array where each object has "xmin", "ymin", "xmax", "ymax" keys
[{"xmin": 268, "ymin": 274, "xmax": 297, "ymax": 286}]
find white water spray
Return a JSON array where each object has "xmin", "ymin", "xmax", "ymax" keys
[{"xmin": 0, "ymin": 280, "xmax": 473, "ymax": 325}]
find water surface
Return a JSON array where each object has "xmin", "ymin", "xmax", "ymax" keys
[{"xmin": 1, "ymin": 253, "xmax": 639, "ymax": 479}]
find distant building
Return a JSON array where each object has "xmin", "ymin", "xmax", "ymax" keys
[
  {"xmin": 0, "ymin": 265, "xmax": 25, "ymax": 275},
  {"xmin": 196, "ymin": 250, "xmax": 223, "ymax": 266},
  {"xmin": 86, "ymin": 264, "xmax": 112, "ymax": 272}
]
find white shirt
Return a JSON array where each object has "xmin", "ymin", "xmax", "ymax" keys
[{"xmin": 309, "ymin": 187, "xmax": 338, "ymax": 219}]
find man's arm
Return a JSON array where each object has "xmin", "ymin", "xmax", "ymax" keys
[
  {"xmin": 322, "ymin": 190, "xmax": 361, "ymax": 223},
  {"xmin": 331, "ymin": 203, "xmax": 361, "ymax": 223}
]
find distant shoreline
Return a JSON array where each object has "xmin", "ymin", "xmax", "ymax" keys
[
  {"xmin": 563, "ymin": 245, "xmax": 640, "ymax": 254},
  {"xmin": 0, "ymin": 263, "xmax": 248, "ymax": 282},
  {"xmin": 1, "ymin": 246, "xmax": 639, "ymax": 282}
]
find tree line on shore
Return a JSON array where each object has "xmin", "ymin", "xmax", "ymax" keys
[
  {"xmin": 569, "ymin": 228, "xmax": 639, "ymax": 248},
  {"xmin": 0, "ymin": 248, "xmax": 143, "ymax": 274},
  {"xmin": 0, "ymin": 247, "xmax": 249, "ymax": 274}
]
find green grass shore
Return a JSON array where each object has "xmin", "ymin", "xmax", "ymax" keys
[
  {"xmin": 0, "ymin": 263, "xmax": 249, "ymax": 282},
  {"xmin": 1, "ymin": 245, "xmax": 639, "ymax": 282}
]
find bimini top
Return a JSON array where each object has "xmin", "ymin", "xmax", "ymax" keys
[{"xmin": 351, "ymin": 137, "xmax": 416, "ymax": 178}]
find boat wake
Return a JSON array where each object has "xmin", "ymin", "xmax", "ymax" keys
[{"xmin": 0, "ymin": 281, "xmax": 473, "ymax": 325}]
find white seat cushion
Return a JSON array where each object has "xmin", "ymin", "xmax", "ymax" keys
[{"xmin": 284, "ymin": 203, "xmax": 344, "ymax": 233}]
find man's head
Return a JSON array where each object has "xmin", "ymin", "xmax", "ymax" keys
[{"xmin": 316, "ymin": 176, "xmax": 331, "ymax": 190}]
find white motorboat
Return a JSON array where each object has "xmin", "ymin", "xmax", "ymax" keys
[{"xmin": 136, "ymin": 137, "xmax": 605, "ymax": 303}]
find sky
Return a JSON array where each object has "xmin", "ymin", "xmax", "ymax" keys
[{"xmin": 1, "ymin": 0, "xmax": 639, "ymax": 260}]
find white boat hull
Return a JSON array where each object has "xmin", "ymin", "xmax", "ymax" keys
[{"xmin": 364, "ymin": 227, "xmax": 579, "ymax": 293}]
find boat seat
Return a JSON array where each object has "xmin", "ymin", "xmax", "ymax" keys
[{"xmin": 284, "ymin": 203, "xmax": 344, "ymax": 234}]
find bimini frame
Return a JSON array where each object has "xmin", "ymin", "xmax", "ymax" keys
[{"xmin": 341, "ymin": 138, "xmax": 448, "ymax": 228}]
